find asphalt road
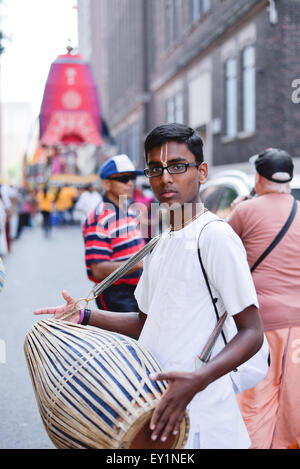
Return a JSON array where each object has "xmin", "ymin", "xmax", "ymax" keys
[{"xmin": 0, "ymin": 222, "xmax": 93, "ymax": 449}]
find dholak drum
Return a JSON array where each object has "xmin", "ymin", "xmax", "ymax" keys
[{"xmin": 24, "ymin": 319, "xmax": 189, "ymax": 449}]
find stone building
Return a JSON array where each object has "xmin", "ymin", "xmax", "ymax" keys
[{"xmin": 77, "ymin": 0, "xmax": 300, "ymax": 172}]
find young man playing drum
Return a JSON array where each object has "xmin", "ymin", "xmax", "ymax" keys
[{"xmin": 34, "ymin": 123, "xmax": 264, "ymax": 449}]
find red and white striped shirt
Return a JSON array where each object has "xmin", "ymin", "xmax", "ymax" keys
[{"xmin": 83, "ymin": 196, "xmax": 145, "ymax": 285}]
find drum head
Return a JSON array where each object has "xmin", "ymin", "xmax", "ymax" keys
[{"xmin": 121, "ymin": 409, "xmax": 189, "ymax": 449}]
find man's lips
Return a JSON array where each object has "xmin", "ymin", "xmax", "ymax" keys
[{"xmin": 160, "ymin": 189, "xmax": 177, "ymax": 198}]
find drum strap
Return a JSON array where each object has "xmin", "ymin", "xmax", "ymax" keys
[
  {"xmin": 70, "ymin": 232, "xmax": 163, "ymax": 317},
  {"xmin": 92, "ymin": 234, "xmax": 161, "ymax": 298}
]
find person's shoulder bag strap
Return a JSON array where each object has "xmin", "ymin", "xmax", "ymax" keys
[
  {"xmin": 197, "ymin": 219, "xmax": 228, "ymax": 363},
  {"xmin": 250, "ymin": 197, "xmax": 297, "ymax": 272},
  {"xmin": 197, "ymin": 198, "xmax": 298, "ymax": 363}
]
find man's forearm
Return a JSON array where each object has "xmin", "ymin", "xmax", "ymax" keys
[
  {"xmin": 195, "ymin": 325, "xmax": 263, "ymax": 389},
  {"xmin": 194, "ymin": 305, "xmax": 264, "ymax": 389},
  {"xmin": 88, "ymin": 309, "xmax": 146, "ymax": 340},
  {"xmin": 90, "ymin": 261, "xmax": 142, "ymax": 282}
]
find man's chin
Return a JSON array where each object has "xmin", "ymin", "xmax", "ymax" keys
[{"xmin": 158, "ymin": 196, "xmax": 182, "ymax": 210}]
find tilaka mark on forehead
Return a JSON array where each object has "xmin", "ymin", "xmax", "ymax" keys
[{"xmin": 160, "ymin": 143, "xmax": 168, "ymax": 167}]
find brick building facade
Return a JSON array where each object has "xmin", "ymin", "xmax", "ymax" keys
[{"xmin": 77, "ymin": 0, "xmax": 300, "ymax": 172}]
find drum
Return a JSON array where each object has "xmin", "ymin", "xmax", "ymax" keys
[{"xmin": 24, "ymin": 319, "xmax": 189, "ymax": 449}]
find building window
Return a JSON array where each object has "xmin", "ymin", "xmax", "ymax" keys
[
  {"xmin": 166, "ymin": 93, "xmax": 184, "ymax": 123},
  {"xmin": 225, "ymin": 57, "xmax": 238, "ymax": 137},
  {"xmin": 201, "ymin": 0, "xmax": 210, "ymax": 14},
  {"xmin": 116, "ymin": 125, "xmax": 139, "ymax": 165},
  {"xmin": 189, "ymin": 0, "xmax": 211, "ymax": 24},
  {"xmin": 189, "ymin": 0, "xmax": 200, "ymax": 23},
  {"xmin": 165, "ymin": 0, "xmax": 182, "ymax": 48},
  {"xmin": 242, "ymin": 45, "xmax": 256, "ymax": 133},
  {"xmin": 173, "ymin": 0, "xmax": 182, "ymax": 42},
  {"xmin": 128, "ymin": 124, "xmax": 139, "ymax": 165},
  {"xmin": 118, "ymin": 130, "xmax": 127, "ymax": 154},
  {"xmin": 165, "ymin": 0, "xmax": 172, "ymax": 48}
]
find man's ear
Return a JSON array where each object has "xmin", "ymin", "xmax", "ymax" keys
[
  {"xmin": 101, "ymin": 179, "xmax": 111, "ymax": 192},
  {"xmin": 198, "ymin": 161, "xmax": 208, "ymax": 184}
]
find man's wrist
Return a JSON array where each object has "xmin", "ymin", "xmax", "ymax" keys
[
  {"xmin": 77, "ymin": 308, "xmax": 91, "ymax": 325},
  {"xmin": 194, "ymin": 364, "xmax": 216, "ymax": 391},
  {"xmin": 77, "ymin": 309, "xmax": 85, "ymax": 324}
]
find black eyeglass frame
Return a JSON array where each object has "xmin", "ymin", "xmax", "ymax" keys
[{"xmin": 144, "ymin": 162, "xmax": 199, "ymax": 178}]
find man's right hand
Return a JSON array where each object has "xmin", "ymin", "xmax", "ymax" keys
[{"xmin": 33, "ymin": 290, "xmax": 80, "ymax": 323}]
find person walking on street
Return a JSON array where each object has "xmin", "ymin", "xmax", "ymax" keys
[
  {"xmin": 34, "ymin": 124, "xmax": 265, "ymax": 449},
  {"xmin": 0, "ymin": 183, "xmax": 13, "ymax": 252},
  {"xmin": 0, "ymin": 194, "xmax": 7, "ymax": 256},
  {"xmin": 83, "ymin": 154, "xmax": 145, "ymax": 312},
  {"xmin": 54, "ymin": 185, "xmax": 78, "ymax": 225},
  {"xmin": 16, "ymin": 187, "xmax": 34, "ymax": 239},
  {"xmin": 228, "ymin": 148, "xmax": 300, "ymax": 449},
  {"xmin": 37, "ymin": 185, "xmax": 54, "ymax": 237}
]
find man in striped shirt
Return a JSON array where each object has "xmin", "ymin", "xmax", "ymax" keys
[{"xmin": 83, "ymin": 154, "xmax": 145, "ymax": 312}]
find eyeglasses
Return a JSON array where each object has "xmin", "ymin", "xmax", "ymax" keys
[
  {"xmin": 109, "ymin": 175, "xmax": 137, "ymax": 183},
  {"xmin": 144, "ymin": 162, "xmax": 199, "ymax": 178}
]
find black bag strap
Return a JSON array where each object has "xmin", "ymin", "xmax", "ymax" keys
[
  {"xmin": 197, "ymin": 220, "xmax": 232, "ymax": 363},
  {"xmin": 197, "ymin": 199, "xmax": 298, "ymax": 354},
  {"xmin": 197, "ymin": 220, "xmax": 228, "ymax": 346},
  {"xmin": 197, "ymin": 198, "xmax": 297, "ymax": 313},
  {"xmin": 250, "ymin": 197, "xmax": 297, "ymax": 272}
]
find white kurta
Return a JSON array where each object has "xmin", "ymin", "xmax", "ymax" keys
[{"xmin": 134, "ymin": 211, "xmax": 259, "ymax": 449}]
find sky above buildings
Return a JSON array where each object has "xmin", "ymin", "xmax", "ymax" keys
[
  {"xmin": 1, "ymin": 0, "xmax": 78, "ymax": 116},
  {"xmin": 0, "ymin": 0, "xmax": 78, "ymax": 178}
]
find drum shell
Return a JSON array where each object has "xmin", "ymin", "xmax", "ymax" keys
[{"xmin": 24, "ymin": 319, "xmax": 189, "ymax": 449}]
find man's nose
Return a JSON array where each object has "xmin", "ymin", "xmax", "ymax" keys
[
  {"xmin": 160, "ymin": 167, "xmax": 174, "ymax": 183},
  {"xmin": 127, "ymin": 179, "xmax": 135, "ymax": 187}
]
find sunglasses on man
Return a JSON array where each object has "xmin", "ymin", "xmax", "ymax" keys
[{"xmin": 109, "ymin": 174, "xmax": 137, "ymax": 184}]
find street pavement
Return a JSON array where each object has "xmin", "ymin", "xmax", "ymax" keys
[{"xmin": 0, "ymin": 222, "xmax": 93, "ymax": 449}]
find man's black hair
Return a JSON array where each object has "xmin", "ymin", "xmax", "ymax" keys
[{"xmin": 144, "ymin": 123, "xmax": 204, "ymax": 163}]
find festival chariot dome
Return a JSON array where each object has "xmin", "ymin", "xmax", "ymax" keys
[{"xmin": 39, "ymin": 46, "xmax": 103, "ymax": 147}]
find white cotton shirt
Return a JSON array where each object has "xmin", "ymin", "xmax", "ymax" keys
[{"xmin": 134, "ymin": 211, "xmax": 259, "ymax": 449}]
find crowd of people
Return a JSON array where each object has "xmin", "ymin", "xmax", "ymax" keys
[
  {"xmin": 0, "ymin": 182, "xmax": 104, "ymax": 253},
  {"xmin": 0, "ymin": 177, "xmax": 155, "ymax": 254}
]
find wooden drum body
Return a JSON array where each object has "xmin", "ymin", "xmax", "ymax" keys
[{"xmin": 24, "ymin": 319, "xmax": 189, "ymax": 449}]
